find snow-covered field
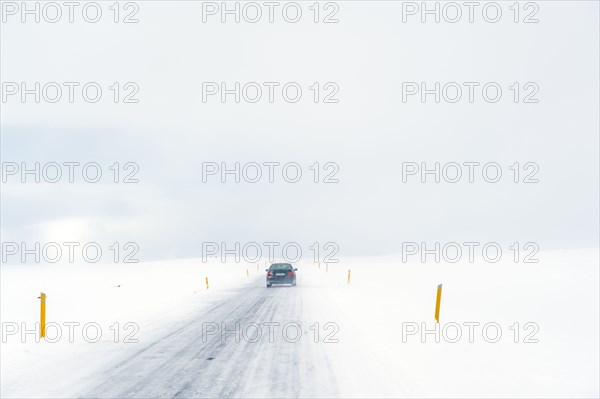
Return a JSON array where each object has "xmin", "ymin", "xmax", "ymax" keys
[{"xmin": 1, "ymin": 249, "xmax": 598, "ymax": 398}]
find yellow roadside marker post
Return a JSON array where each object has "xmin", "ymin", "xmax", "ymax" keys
[
  {"xmin": 326, "ymin": 263, "xmax": 328, "ymax": 272},
  {"xmin": 39, "ymin": 292, "xmax": 46, "ymax": 339},
  {"xmin": 347, "ymin": 269, "xmax": 351, "ymax": 284},
  {"xmin": 256, "ymin": 263, "xmax": 259, "ymax": 271},
  {"xmin": 435, "ymin": 284, "xmax": 442, "ymax": 323},
  {"xmin": 205, "ymin": 277, "xmax": 209, "ymax": 289},
  {"xmin": 246, "ymin": 269, "xmax": 249, "ymax": 277}
]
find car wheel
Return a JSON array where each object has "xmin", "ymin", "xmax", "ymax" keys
[
  {"xmin": 266, "ymin": 283, "xmax": 271, "ymax": 288},
  {"xmin": 291, "ymin": 280, "xmax": 296, "ymax": 286}
]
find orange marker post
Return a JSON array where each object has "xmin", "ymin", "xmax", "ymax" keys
[
  {"xmin": 435, "ymin": 284, "xmax": 442, "ymax": 323},
  {"xmin": 39, "ymin": 292, "xmax": 46, "ymax": 339}
]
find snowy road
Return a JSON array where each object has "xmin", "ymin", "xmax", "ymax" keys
[
  {"xmin": 2, "ymin": 255, "xmax": 599, "ymax": 398},
  {"xmin": 81, "ymin": 279, "xmax": 348, "ymax": 398}
]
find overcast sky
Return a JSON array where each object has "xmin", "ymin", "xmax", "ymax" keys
[{"xmin": 1, "ymin": 1, "xmax": 598, "ymax": 262}]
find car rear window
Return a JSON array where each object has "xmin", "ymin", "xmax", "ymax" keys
[{"xmin": 270, "ymin": 263, "xmax": 292, "ymax": 270}]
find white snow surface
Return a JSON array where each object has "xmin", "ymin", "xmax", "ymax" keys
[{"xmin": 1, "ymin": 249, "xmax": 598, "ymax": 398}]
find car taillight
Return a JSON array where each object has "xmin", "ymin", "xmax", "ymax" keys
[
  {"xmin": 288, "ymin": 271, "xmax": 294, "ymax": 276},
  {"xmin": 268, "ymin": 272, "xmax": 273, "ymax": 277}
]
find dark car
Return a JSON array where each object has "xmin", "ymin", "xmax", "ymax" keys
[{"xmin": 266, "ymin": 263, "xmax": 297, "ymax": 287}]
